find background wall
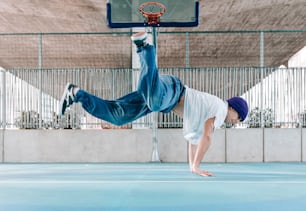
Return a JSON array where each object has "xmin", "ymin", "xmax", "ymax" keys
[
  {"xmin": 1, "ymin": 128, "xmax": 305, "ymax": 163},
  {"xmin": 0, "ymin": 130, "xmax": 3, "ymax": 162}
]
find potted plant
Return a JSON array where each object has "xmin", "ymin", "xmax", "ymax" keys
[{"xmin": 247, "ymin": 107, "xmax": 274, "ymax": 128}]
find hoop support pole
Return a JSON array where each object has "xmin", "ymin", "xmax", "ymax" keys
[{"xmin": 151, "ymin": 27, "xmax": 160, "ymax": 162}]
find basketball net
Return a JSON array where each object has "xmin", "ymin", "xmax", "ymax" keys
[{"xmin": 138, "ymin": 2, "xmax": 166, "ymax": 26}]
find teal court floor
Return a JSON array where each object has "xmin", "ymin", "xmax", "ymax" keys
[{"xmin": 0, "ymin": 162, "xmax": 306, "ymax": 211}]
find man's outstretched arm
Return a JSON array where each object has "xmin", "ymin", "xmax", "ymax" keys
[{"xmin": 189, "ymin": 117, "xmax": 215, "ymax": 177}]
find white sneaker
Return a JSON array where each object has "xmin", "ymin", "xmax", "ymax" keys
[
  {"xmin": 59, "ymin": 83, "xmax": 76, "ymax": 115},
  {"xmin": 131, "ymin": 32, "xmax": 148, "ymax": 47}
]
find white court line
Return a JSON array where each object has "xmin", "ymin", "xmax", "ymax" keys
[{"xmin": 1, "ymin": 180, "xmax": 306, "ymax": 184}]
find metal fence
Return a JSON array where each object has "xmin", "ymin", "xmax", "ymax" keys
[
  {"xmin": 1, "ymin": 30, "xmax": 306, "ymax": 69},
  {"xmin": 0, "ymin": 31, "xmax": 306, "ymax": 129},
  {"xmin": 1, "ymin": 67, "xmax": 306, "ymax": 129}
]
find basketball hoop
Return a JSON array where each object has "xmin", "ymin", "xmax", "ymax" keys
[{"xmin": 139, "ymin": 2, "xmax": 166, "ymax": 25}]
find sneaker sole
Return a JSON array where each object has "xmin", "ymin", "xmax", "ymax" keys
[
  {"xmin": 59, "ymin": 83, "xmax": 72, "ymax": 115},
  {"xmin": 131, "ymin": 32, "xmax": 147, "ymax": 41}
]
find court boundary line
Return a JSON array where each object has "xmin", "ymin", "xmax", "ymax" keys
[{"xmin": 1, "ymin": 180, "xmax": 306, "ymax": 184}]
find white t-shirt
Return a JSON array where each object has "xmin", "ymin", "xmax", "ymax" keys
[{"xmin": 183, "ymin": 87, "xmax": 228, "ymax": 144}]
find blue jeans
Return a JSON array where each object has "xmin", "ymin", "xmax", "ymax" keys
[{"xmin": 74, "ymin": 45, "xmax": 185, "ymax": 126}]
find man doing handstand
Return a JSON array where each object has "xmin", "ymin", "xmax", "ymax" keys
[{"xmin": 59, "ymin": 32, "xmax": 248, "ymax": 177}]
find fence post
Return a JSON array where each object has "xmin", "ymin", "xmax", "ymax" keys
[
  {"xmin": 185, "ymin": 32, "xmax": 189, "ymax": 68},
  {"xmin": 1, "ymin": 68, "xmax": 6, "ymax": 129},
  {"xmin": 38, "ymin": 33, "xmax": 43, "ymax": 128},
  {"xmin": 260, "ymin": 31, "xmax": 265, "ymax": 128}
]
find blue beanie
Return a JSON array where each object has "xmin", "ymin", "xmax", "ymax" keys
[{"xmin": 227, "ymin": 97, "xmax": 249, "ymax": 121}]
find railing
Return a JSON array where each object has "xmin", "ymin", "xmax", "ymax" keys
[{"xmin": 1, "ymin": 67, "xmax": 306, "ymax": 129}]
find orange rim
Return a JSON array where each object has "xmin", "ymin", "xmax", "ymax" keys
[{"xmin": 139, "ymin": 2, "xmax": 166, "ymax": 24}]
